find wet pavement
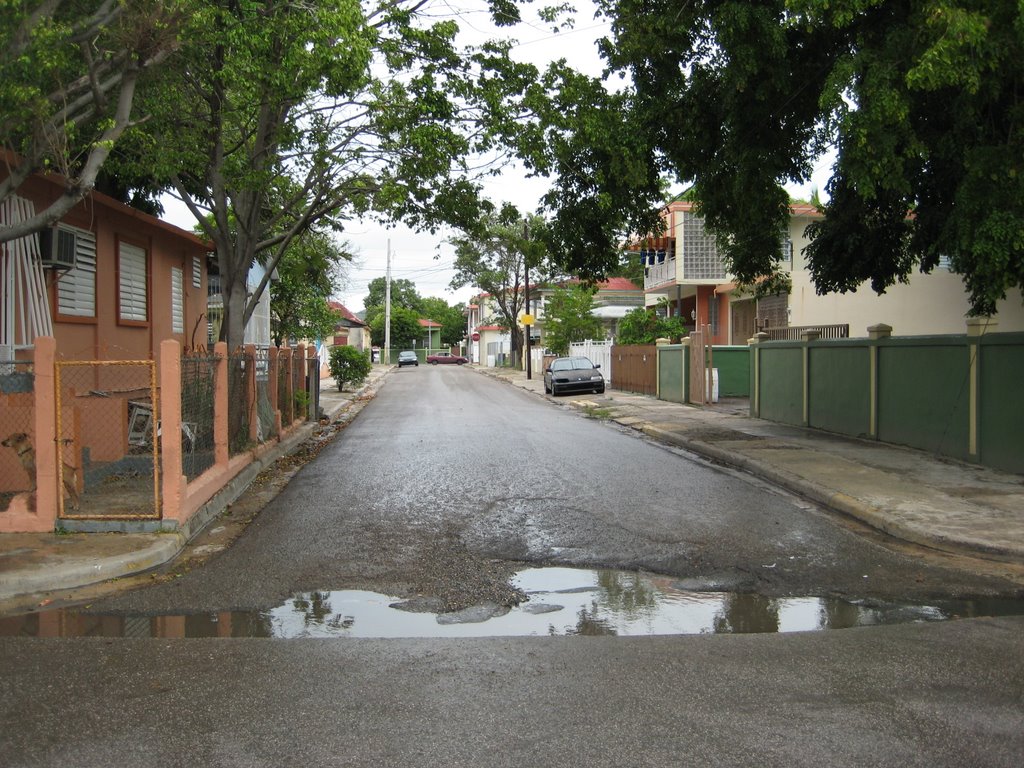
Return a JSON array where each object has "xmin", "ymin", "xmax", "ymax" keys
[
  {"xmin": 2, "ymin": 362, "xmax": 1023, "ymax": 610},
  {"xmin": 4, "ymin": 566, "xmax": 1022, "ymax": 638}
]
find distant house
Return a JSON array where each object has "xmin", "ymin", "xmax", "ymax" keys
[
  {"xmin": 417, "ymin": 318, "xmax": 442, "ymax": 350},
  {"xmin": 328, "ymin": 302, "xmax": 369, "ymax": 351},
  {"xmin": 533, "ymin": 277, "xmax": 645, "ymax": 346},
  {"xmin": 633, "ymin": 199, "xmax": 1024, "ymax": 343}
]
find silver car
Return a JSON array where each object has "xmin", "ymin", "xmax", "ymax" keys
[{"xmin": 544, "ymin": 356, "xmax": 605, "ymax": 396}]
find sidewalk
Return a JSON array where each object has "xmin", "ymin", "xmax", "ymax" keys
[
  {"xmin": 0, "ymin": 365, "xmax": 393, "ymax": 606},
  {"xmin": 3, "ymin": 362, "xmax": 1023, "ymax": 607}
]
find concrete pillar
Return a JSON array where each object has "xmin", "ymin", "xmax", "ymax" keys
[
  {"xmin": 160, "ymin": 339, "xmax": 183, "ymax": 522},
  {"xmin": 965, "ymin": 317, "xmax": 995, "ymax": 457},
  {"xmin": 26, "ymin": 337, "xmax": 57, "ymax": 530},
  {"xmin": 214, "ymin": 342, "xmax": 229, "ymax": 466},
  {"xmin": 748, "ymin": 332, "xmax": 767, "ymax": 417},
  {"xmin": 866, "ymin": 325, "xmax": 891, "ymax": 438}
]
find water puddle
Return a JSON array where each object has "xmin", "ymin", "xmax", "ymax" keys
[{"xmin": 3, "ymin": 567, "xmax": 1021, "ymax": 639}]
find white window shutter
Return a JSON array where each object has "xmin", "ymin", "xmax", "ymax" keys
[
  {"xmin": 171, "ymin": 266, "xmax": 184, "ymax": 333},
  {"xmin": 119, "ymin": 243, "xmax": 148, "ymax": 321},
  {"xmin": 56, "ymin": 226, "xmax": 96, "ymax": 317}
]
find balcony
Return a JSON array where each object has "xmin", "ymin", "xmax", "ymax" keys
[{"xmin": 644, "ymin": 259, "xmax": 677, "ymax": 290}]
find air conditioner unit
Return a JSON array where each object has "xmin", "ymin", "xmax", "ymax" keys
[{"xmin": 38, "ymin": 226, "xmax": 77, "ymax": 270}]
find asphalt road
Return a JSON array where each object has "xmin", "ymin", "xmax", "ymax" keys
[
  {"xmin": 86, "ymin": 363, "xmax": 1020, "ymax": 613},
  {"xmin": 2, "ymin": 366, "xmax": 1023, "ymax": 766}
]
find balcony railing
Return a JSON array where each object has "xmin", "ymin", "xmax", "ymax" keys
[{"xmin": 644, "ymin": 259, "xmax": 676, "ymax": 289}]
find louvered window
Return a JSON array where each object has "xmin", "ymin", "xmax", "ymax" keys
[
  {"xmin": 192, "ymin": 255, "xmax": 202, "ymax": 288},
  {"xmin": 118, "ymin": 242, "xmax": 148, "ymax": 322},
  {"xmin": 56, "ymin": 226, "xmax": 97, "ymax": 317},
  {"xmin": 171, "ymin": 266, "xmax": 184, "ymax": 333}
]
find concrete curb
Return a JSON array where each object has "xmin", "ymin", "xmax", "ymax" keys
[{"xmin": 0, "ymin": 533, "xmax": 184, "ymax": 601}]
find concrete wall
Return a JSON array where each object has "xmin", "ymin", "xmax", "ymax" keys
[{"xmin": 750, "ymin": 323, "xmax": 1024, "ymax": 474}]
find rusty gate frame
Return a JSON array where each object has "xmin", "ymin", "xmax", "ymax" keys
[{"xmin": 55, "ymin": 359, "xmax": 160, "ymax": 520}]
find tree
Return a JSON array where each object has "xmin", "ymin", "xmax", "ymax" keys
[
  {"xmin": 0, "ymin": 0, "xmax": 183, "ymax": 241},
  {"xmin": 102, "ymin": 0, "xmax": 541, "ymax": 349},
  {"xmin": 270, "ymin": 229, "xmax": 350, "ymax": 347},
  {"xmin": 328, "ymin": 345, "xmax": 371, "ymax": 392},
  {"xmin": 450, "ymin": 209, "xmax": 547, "ymax": 363},
  {"xmin": 543, "ymin": 285, "xmax": 604, "ymax": 356},
  {"xmin": 420, "ymin": 297, "xmax": 466, "ymax": 348},
  {"xmin": 617, "ymin": 306, "xmax": 686, "ymax": 345},
  {"xmin": 368, "ymin": 305, "xmax": 421, "ymax": 350},
  {"xmin": 363, "ymin": 278, "xmax": 423, "ymax": 316},
  {"xmin": 583, "ymin": 0, "xmax": 1024, "ymax": 316}
]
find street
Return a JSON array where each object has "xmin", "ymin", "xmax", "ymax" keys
[{"xmin": 2, "ymin": 366, "xmax": 1023, "ymax": 766}]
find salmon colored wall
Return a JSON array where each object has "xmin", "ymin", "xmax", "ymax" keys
[{"xmin": 12, "ymin": 175, "xmax": 209, "ymax": 363}]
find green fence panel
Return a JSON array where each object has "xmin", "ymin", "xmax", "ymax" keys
[
  {"xmin": 709, "ymin": 347, "xmax": 750, "ymax": 397},
  {"xmin": 979, "ymin": 334, "xmax": 1024, "ymax": 473},
  {"xmin": 759, "ymin": 345, "xmax": 804, "ymax": 425},
  {"xmin": 658, "ymin": 346, "xmax": 686, "ymax": 403},
  {"xmin": 877, "ymin": 341, "xmax": 970, "ymax": 460},
  {"xmin": 808, "ymin": 344, "xmax": 870, "ymax": 437}
]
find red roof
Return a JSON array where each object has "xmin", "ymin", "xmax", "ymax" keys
[
  {"xmin": 418, "ymin": 318, "xmax": 441, "ymax": 328},
  {"xmin": 327, "ymin": 301, "xmax": 366, "ymax": 326},
  {"xmin": 476, "ymin": 325, "xmax": 503, "ymax": 332}
]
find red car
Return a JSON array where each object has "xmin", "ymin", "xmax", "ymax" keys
[{"xmin": 427, "ymin": 351, "xmax": 469, "ymax": 365}]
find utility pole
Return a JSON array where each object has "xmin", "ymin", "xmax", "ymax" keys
[
  {"xmin": 523, "ymin": 219, "xmax": 532, "ymax": 380},
  {"xmin": 384, "ymin": 239, "xmax": 391, "ymax": 366}
]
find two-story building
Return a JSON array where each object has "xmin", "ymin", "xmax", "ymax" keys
[{"xmin": 634, "ymin": 199, "xmax": 1024, "ymax": 342}]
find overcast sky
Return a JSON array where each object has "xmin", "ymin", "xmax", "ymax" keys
[{"xmin": 161, "ymin": 1, "xmax": 834, "ymax": 316}]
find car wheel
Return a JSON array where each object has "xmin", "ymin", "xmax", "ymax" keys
[
  {"xmin": 595, "ymin": 386, "xmax": 604, "ymax": 394},
  {"xmin": 550, "ymin": 382, "xmax": 558, "ymax": 397}
]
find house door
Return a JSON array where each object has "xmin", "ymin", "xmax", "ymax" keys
[{"xmin": 55, "ymin": 360, "xmax": 161, "ymax": 521}]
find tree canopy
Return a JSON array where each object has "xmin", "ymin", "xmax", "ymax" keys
[
  {"xmin": 0, "ymin": 0, "xmax": 183, "ymax": 240},
  {"xmin": 530, "ymin": 0, "xmax": 1024, "ymax": 316},
  {"xmin": 270, "ymin": 229, "xmax": 350, "ymax": 347},
  {"xmin": 450, "ymin": 209, "xmax": 549, "ymax": 358},
  {"xmin": 15, "ymin": 0, "xmax": 546, "ymax": 349}
]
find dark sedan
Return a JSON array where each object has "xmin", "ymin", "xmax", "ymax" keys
[{"xmin": 544, "ymin": 356, "xmax": 605, "ymax": 396}]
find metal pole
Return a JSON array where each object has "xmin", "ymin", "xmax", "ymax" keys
[
  {"xmin": 524, "ymin": 219, "xmax": 531, "ymax": 380},
  {"xmin": 384, "ymin": 239, "xmax": 391, "ymax": 365}
]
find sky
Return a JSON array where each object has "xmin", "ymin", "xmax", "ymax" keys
[{"xmin": 160, "ymin": 1, "xmax": 834, "ymax": 317}]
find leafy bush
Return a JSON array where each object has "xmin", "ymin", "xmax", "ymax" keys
[
  {"xmin": 329, "ymin": 345, "xmax": 372, "ymax": 391},
  {"xmin": 617, "ymin": 306, "xmax": 688, "ymax": 344}
]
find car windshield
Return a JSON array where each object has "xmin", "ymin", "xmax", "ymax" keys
[
  {"xmin": 400, "ymin": 352, "xmax": 415, "ymax": 358},
  {"xmin": 551, "ymin": 357, "xmax": 594, "ymax": 372}
]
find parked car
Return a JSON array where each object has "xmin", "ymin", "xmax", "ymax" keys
[
  {"xmin": 398, "ymin": 350, "xmax": 418, "ymax": 367},
  {"xmin": 544, "ymin": 356, "xmax": 605, "ymax": 396},
  {"xmin": 427, "ymin": 351, "xmax": 468, "ymax": 365}
]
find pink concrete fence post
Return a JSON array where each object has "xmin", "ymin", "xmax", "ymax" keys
[
  {"xmin": 214, "ymin": 342, "xmax": 229, "ymax": 467},
  {"xmin": 160, "ymin": 339, "xmax": 183, "ymax": 522},
  {"xmin": 26, "ymin": 337, "xmax": 57, "ymax": 531},
  {"xmin": 283, "ymin": 345, "xmax": 294, "ymax": 425}
]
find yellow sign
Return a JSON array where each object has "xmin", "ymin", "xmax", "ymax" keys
[{"xmin": 521, "ymin": 314, "xmax": 535, "ymax": 326}]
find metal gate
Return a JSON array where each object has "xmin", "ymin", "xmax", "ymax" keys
[
  {"xmin": 689, "ymin": 328, "xmax": 713, "ymax": 405},
  {"xmin": 55, "ymin": 360, "xmax": 160, "ymax": 520}
]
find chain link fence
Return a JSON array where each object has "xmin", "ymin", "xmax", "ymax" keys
[
  {"xmin": 55, "ymin": 360, "xmax": 159, "ymax": 520},
  {"xmin": 254, "ymin": 347, "xmax": 276, "ymax": 442},
  {"xmin": 227, "ymin": 349, "xmax": 252, "ymax": 457},
  {"xmin": 0, "ymin": 352, "xmax": 35, "ymax": 511},
  {"xmin": 181, "ymin": 352, "xmax": 218, "ymax": 480}
]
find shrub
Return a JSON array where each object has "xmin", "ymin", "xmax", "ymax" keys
[{"xmin": 328, "ymin": 345, "xmax": 372, "ymax": 391}]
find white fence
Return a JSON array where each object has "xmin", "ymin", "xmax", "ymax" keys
[{"xmin": 569, "ymin": 339, "xmax": 613, "ymax": 377}]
